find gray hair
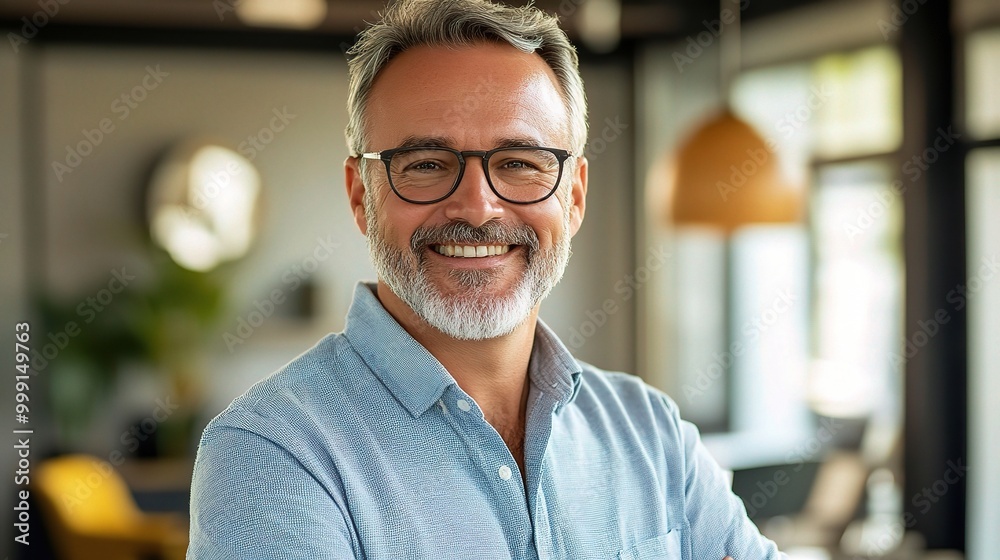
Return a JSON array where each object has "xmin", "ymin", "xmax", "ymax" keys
[{"xmin": 345, "ymin": 0, "xmax": 588, "ymax": 158}]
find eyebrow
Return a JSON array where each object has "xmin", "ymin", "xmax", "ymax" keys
[
  {"xmin": 394, "ymin": 135, "xmax": 547, "ymax": 150},
  {"xmin": 492, "ymin": 137, "xmax": 546, "ymax": 149},
  {"xmin": 397, "ymin": 136, "xmax": 456, "ymax": 149}
]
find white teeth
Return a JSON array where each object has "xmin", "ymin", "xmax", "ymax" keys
[{"xmin": 433, "ymin": 244, "xmax": 511, "ymax": 258}]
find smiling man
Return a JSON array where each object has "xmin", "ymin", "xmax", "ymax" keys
[{"xmin": 187, "ymin": 1, "xmax": 786, "ymax": 559}]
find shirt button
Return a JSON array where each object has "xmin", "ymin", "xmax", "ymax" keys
[
  {"xmin": 457, "ymin": 399, "xmax": 471, "ymax": 412},
  {"xmin": 498, "ymin": 465, "xmax": 513, "ymax": 480}
]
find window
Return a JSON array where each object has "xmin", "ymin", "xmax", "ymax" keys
[
  {"xmin": 671, "ymin": 45, "xmax": 905, "ymax": 466},
  {"xmin": 965, "ymin": 28, "xmax": 1000, "ymax": 140},
  {"xmin": 964, "ymin": 23, "xmax": 1000, "ymax": 560}
]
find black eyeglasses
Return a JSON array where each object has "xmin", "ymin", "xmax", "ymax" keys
[{"xmin": 360, "ymin": 146, "xmax": 573, "ymax": 204}]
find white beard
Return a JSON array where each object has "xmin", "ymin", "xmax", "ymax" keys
[{"xmin": 364, "ymin": 191, "xmax": 572, "ymax": 340}]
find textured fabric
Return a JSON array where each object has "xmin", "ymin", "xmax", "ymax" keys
[{"xmin": 188, "ymin": 282, "xmax": 787, "ymax": 559}]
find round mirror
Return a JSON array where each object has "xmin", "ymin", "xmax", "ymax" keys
[{"xmin": 147, "ymin": 141, "xmax": 262, "ymax": 272}]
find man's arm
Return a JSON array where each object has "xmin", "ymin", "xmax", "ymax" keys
[
  {"xmin": 675, "ymin": 409, "xmax": 788, "ymax": 559},
  {"xmin": 187, "ymin": 423, "xmax": 357, "ymax": 559}
]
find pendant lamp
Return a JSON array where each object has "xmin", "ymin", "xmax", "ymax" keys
[{"xmin": 664, "ymin": 0, "xmax": 804, "ymax": 233}]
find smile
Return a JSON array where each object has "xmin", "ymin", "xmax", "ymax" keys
[{"xmin": 432, "ymin": 244, "xmax": 512, "ymax": 258}]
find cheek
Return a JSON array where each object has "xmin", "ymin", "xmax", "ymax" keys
[
  {"xmin": 523, "ymin": 205, "xmax": 568, "ymax": 246},
  {"xmin": 378, "ymin": 199, "xmax": 436, "ymax": 247},
  {"xmin": 368, "ymin": 183, "xmax": 402, "ymax": 227}
]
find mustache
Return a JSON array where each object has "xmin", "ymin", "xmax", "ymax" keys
[{"xmin": 410, "ymin": 221, "xmax": 539, "ymax": 254}]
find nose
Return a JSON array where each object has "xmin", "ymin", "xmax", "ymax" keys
[{"xmin": 442, "ymin": 155, "xmax": 505, "ymax": 227}]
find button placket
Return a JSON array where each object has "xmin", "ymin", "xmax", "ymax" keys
[
  {"xmin": 434, "ymin": 388, "xmax": 534, "ymax": 554},
  {"xmin": 440, "ymin": 389, "xmax": 524, "ymax": 491}
]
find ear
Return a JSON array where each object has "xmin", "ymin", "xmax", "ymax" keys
[
  {"xmin": 567, "ymin": 155, "xmax": 588, "ymax": 237},
  {"xmin": 345, "ymin": 156, "xmax": 368, "ymax": 235}
]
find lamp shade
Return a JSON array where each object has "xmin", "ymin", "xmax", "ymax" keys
[{"xmin": 663, "ymin": 110, "xmax": 803, "ymax": 232}]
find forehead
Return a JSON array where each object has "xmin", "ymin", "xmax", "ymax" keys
[{"xmin": 365, "ymin": 43, "xmax": 570, "ymax": 149}]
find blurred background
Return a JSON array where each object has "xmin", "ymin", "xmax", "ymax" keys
[{"xmin": 0, "ymin": 0, "xmax": 997, "ymax": 558}]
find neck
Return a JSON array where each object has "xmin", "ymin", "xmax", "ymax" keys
[{"xmin": 375, "ymin": 281, "xmax": 536, "ymax": 421}]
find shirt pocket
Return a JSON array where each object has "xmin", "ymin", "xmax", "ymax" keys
[{"xmin": 618, "ymin": 530, "xmax": 682, "ymax": 560}]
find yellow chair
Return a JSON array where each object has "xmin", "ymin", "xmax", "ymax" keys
[{"xmin": 34, "ymin": 454, "xmax": 188, "ymax": 560}]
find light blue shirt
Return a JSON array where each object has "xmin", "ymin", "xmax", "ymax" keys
[{"xmin": 188, "ymin": 282, "xmax": 786, "ymax": 559}]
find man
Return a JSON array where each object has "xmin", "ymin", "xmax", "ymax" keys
[{"xmin": 188, "ymin": 0, "xmax": 786, "ymax": 558}]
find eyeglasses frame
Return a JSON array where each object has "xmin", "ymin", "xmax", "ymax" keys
[{"xmin": 360, "ymin": 145, "xmax": 573, "ymax": 205}]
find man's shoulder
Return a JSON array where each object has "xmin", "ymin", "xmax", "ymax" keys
[
  {"xmin": 206, "ymin": 332, "xmax": 359, "ymax": 432},
  {"xmin": 573, "ymin": 360, "xmax": 682, "ymax": 420},
  {"xmin": 558, "ymin": 361, "xmax": 691, "ymax": 463}
]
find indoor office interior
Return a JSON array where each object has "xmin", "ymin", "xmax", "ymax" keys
[{"xmin": 0, "ymin": 0, "xmax": 997, "ymax": 558}]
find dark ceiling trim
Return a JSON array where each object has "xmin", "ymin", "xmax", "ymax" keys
[
  {"xmin": 0, "ymin": 0, "xmax": 842, "ymax": 56},
  {"xmin": 1, "ymin": 21, "xmax": 357, "ymax": 54},
  {"xmin": 0, "ymin": 0, "xmax": 709, "ymax": 48}
]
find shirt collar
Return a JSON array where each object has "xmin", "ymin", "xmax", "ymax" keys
[
  {"xmin": 344, "ymin": 282, "xmax": 453, "ymax": 418},
  {"xmin": 528, "ymin": 317, "xmax": 583, "ymax": 409},
  {"xmin": 343, "ymin": 281, "xmax": 582, "ymax": 417}
]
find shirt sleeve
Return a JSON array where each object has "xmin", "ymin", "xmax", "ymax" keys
[
  {"xmin": 671, "ymin": 400, "xmax": 789, "ymax": 559},
  {"xmin": 187, "ymin": 421, "xmax": 358, "ymax": 559}
]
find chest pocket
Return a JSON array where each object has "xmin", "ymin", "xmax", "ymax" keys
[{"xmin": 618, "ymin": 530, "xmax": 682, "ymax": 560}]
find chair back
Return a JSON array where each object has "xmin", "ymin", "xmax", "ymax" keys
[{"xmin": 35, "ymin": 454, "xmax": 143, "ymax": 535}]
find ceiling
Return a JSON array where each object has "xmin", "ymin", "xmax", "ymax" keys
[{"xmin": 0, "ymin": 0, "xmax": 833, "ymax": 49}]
